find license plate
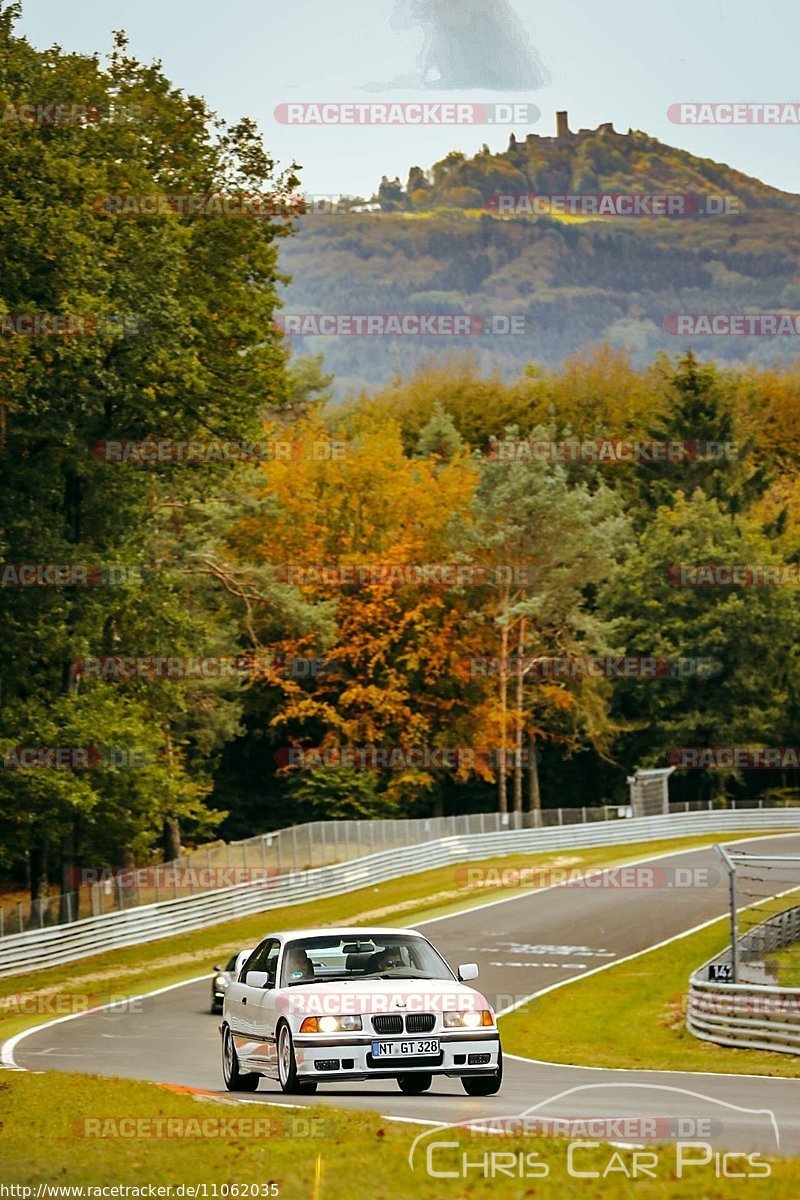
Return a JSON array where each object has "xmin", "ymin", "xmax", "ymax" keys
[{"xmin": 372, "ymin": 1039, "xmax": 440, "ymax": 1057}]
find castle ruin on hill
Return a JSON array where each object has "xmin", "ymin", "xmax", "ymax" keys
[{"xmin": 508, "ymin": 111, "xmax": 619, "ymax": 151}]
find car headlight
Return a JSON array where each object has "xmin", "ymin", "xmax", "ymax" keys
[
  {"xmin": 214, "ymin": 975, "xmax": 228, "ymax": 990},
  {"xmin": 443, "ymin": 1010, "xmax": 494, "ymax": 1028},
  {"xmin": 299, "ymin": 1015, "xmax": 362, "ymax": 1033}
]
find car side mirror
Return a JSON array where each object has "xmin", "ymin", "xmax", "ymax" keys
[
  {"xmin": 213, "ymin": 965, "xmax": 222, "ymax": 973},
  {"xmin": 245, "ymin": 970, "xmax": 270, "ymax": 988},
  {"xmin": 457, "ymin": 962, "xmax": 479, "ymax": 982}
]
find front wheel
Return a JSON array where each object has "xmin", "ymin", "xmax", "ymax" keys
[
  {"xmin": 397, "ymin": 1073, "xmax": 432, "ymax": 1094},
  {"xmin": 277, "ymin": 1023, "xmax": 318, "ymax": 1094},
  {"xmin": 222, "ymin": 1026, "xmax": 259, "ymax": 1092},
  {"xmin": 461, "ymin": 1047, "xmax": 503, "ymax": 1096}
]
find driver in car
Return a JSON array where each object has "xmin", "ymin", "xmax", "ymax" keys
[
  {"xmin": 373, "ymin": 946, "xmax": 404, "ymax": 972},
  {"xmin": 284, "ymin": 944, "xmax": 315, "ymax": 983}
]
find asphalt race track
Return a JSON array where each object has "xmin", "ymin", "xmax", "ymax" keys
[{"xmin": 12, "ymin": 834, "xmax": 800, "ymax": 1155}]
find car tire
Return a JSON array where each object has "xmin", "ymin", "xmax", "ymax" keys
[
  {"xmin": 222, "ymin": 1025, "xmax": 259, "ymax": 1092},
  {"xmin": 277, "ymin": 1023, "xmax": 318, "ymax": 1094},
  {"xmin": 461, "ymin": 1047, "xmax": 503, "ymax": 1096},
  {"xmin": 397, "ymin": 1073, "xmax": 432, "ymax": 1094}
]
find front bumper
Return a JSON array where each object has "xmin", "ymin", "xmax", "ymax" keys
[{"xmin": 292, "ymin": 1029, "xmax": 501, "ymax": 1080}]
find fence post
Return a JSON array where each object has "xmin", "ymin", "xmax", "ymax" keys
[
  {"xmin": 730, "ymin": 863, "xmax": 740, "ymax": 983},
  {"xmin": 558, "ymin": 809, "xmax": 563, "ymax": 826},
  {"xmin": 291, "ymin": 824, "xmax": 299, "ymax": 872},
  {"xmin": 582, "ymin": 806, "xmax": 587, "ymax": 823}
]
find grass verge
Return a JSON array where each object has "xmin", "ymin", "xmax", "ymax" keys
[
  {"xmin": 1, "ymin": 1071, "xmax": 799, "ymax": 1194},
  {"xmin": 771, "ymin": 941, "xmax": 800, "ymax": 988}
]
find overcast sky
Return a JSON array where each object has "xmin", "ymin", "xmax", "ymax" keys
[{"xmin": 18, "ymin": 0, "xmax": 800, "ymax": 198}]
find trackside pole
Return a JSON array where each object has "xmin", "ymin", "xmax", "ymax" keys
[{"xmin": 715, "ymin": 844, "xmax": 739, "ymax": 982}]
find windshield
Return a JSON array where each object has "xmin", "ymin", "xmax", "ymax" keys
[{"xmin": 280, "ymin": 934, "xmax": 455, "ymax": 987}]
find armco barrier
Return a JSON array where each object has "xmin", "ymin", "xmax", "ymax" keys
[
  {"xmin": 687, "ymin": 902, "xmax": 800, "ymax": 1056},
  {"xmin": 2, "ymin": 809, "xmax": 798, "ymax": 978}
]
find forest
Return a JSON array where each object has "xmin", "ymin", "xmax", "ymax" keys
[{"xmin": 1, "ymin": 5, "xmax": 800, "ymax": 907}]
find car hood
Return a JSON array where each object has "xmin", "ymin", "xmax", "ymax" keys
[{"xmin": 276, "ymin": 977, "xmax": 491, "ymax": 1017}]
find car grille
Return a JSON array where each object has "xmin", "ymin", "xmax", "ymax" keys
[
  {"xmin": 372, "ymin": 1013, "xmax": 437, "ymax": 1034},
  {"xmin": 405, "ymin": 1013, "xmax": 435, "ymax": 1033},
  {"xmin": 372, "ymin": 1015, "xmax": 403, "ymax": 1034}
]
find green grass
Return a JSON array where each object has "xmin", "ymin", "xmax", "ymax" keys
[
  {"xmin": 1, "ymin": 828, "xmax": 785, "ymax": 1045},
  {"xmin": 500, "ymin": 912, "xmax": 800, "ymax": 1078},
  {"xmin": 769, "ymin": 941, "xmax": 800, "ymax": 988},
  {"xmin": 2, "ymin": 1070, "xmax": 800, "ymax": 1194}
]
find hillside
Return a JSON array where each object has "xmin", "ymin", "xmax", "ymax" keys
[
  {"xmin": 375, "ymin": 111, "xmax": 800, "ymax": 213},
  {"xmin": 279, "ymin": 115, "xmax": 800, "ymax": 395}
]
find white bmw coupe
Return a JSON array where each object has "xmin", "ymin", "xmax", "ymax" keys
[{"xmin": 220, "ymin": 926, "xmax": 502, "ymax": 1096}]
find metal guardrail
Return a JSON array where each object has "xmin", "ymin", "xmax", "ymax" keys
[
  {"xmin": 1, "ymin": 808, "xmax": 798, "ymax": 979},
  {"xmin": 2, "ymin": 797, "xmax": 785, "ymax": 936},
  {"xmin": 687, "ymin": 902, "xmax": 800, "ymax": 1056},
  {"xmin": 1, "ymin": 805, "xmax": 633, "ymax": 936}
]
